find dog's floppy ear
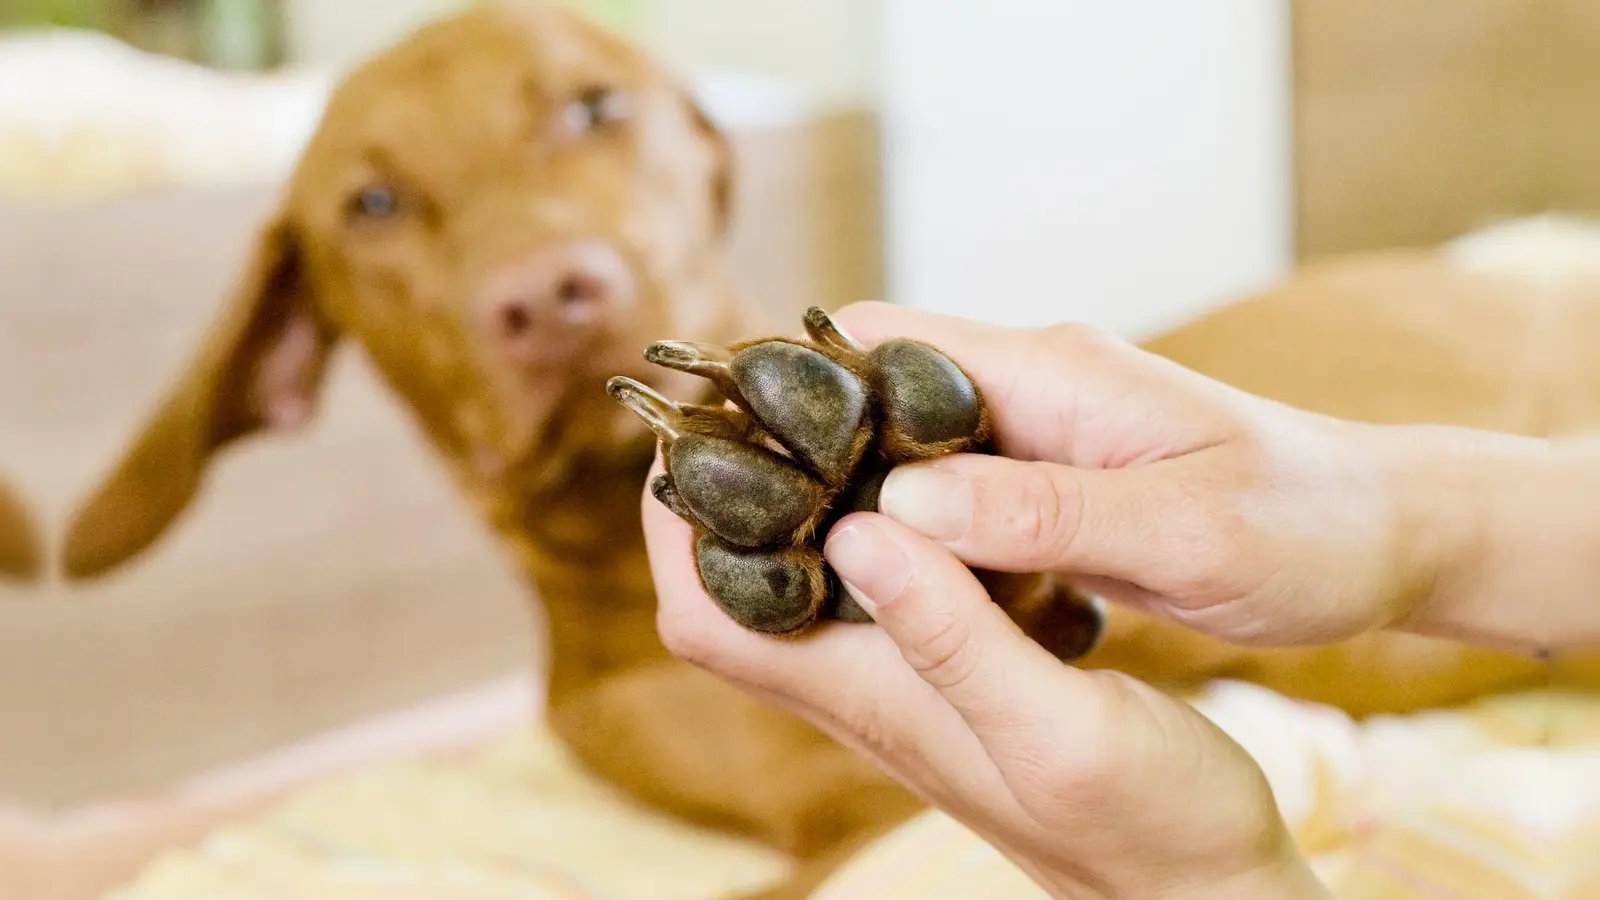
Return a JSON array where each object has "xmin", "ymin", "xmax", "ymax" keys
[
  {"xmin": 0, "ymin": 477, "xmax": 42, "ymax": 582},
  {"xmin": 686, "ymin": 93, "xmax": 736, "ymax": 236},
  {"xmin": 61, "ymin": 215, "xmax": 340, "ymax": 581}
]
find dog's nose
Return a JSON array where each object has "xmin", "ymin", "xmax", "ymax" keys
[{"xmin": 475, "ymin": 241, "xmax": 634, "ymax": 366}]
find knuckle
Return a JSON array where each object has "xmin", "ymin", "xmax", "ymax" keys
[
  {"xmin": 991, "ymin": 464, "xmax": 1082, "ymax": 563},
  {"xmin": 838, "ymin": 698, "xmax": 905, "ymax": 761},
  {"xmin": 834, "ymin": 299, "xmax": 890, "ymax": 321},
  {"xmin": 830, "ymin": 300, "xmax": 894, "ymax": 338},
  {"xmin": 1039, "ymin": 321, "xmax": 1111, "ymax": 356},
  {"xmin": 1041, "ymin": 320, "xmax": 1101, "ymax": 346},
  {"xmin": 902, "ymin": 610, "xmax": 983, "ymax": 692}
]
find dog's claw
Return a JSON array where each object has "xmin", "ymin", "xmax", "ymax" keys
[
  {"xmin": 650, "ymin": 473, "xmax": 693, "ymax": 519},
  {"xmin": 644, "ymin": 341, "xmax": 743, "ymax": 401},
  {"xmin": 803, "ymin": 306, "xmax": 863, "ymax": 353},
  {"xmin": 606, "ymin": 376, "xmax": 683, "ymax": 443},
  {"xmin": 614, "ymin": 309, "xmax": 1104, "ymax": 656},
  {"xmin": 646, "ymin": 340, "xmax": 732, "ymax": 369}
]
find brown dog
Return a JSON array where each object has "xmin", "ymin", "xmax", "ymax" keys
[
  {"xmin": 55, "ymin": 2, "xmax": 1584, "ymax": 897},
  {"xmin": 55, "ymin": 5, "xmax": 947, "ymax": 897},
  {"xmin": 0, "ymin": 476, "xmax": 41, "ymax": 582}
]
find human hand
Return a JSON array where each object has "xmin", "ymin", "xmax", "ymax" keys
[
  {"xmin": 826, "ymin": 302, "xmax": 1450, "ymax": 648},
  {"xmin": 645, "ymin": 461, "xmax": 1327, "ymax": 899},
  {"xmin": 639, "ymin": 303, "xmax": 1357, "ymax": 896}
]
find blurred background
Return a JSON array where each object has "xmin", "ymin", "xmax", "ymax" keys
[
  {"xmin": 1, "ymin": 1, "xmax": 1596, "ymax": 898},
  {"xmin": 1, "ymin": 0, "xmax": 1294, "ymax": 335}
]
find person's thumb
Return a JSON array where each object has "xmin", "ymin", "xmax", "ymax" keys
[
  {"xmin": 823, "ymin": 512, "xmax": 1090, "ymax": 734},
  {"xmin": 879, "ymin": 454, "xmax": 1211, "ymax": 591}
]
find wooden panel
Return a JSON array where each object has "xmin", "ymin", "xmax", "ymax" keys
[
  {"xmin": 1292, "ymin": 0, "xmax": 1600, "ymax": 258},
  {"xmin": 1542, "ymin": 0, "xmax": 1600, "ymax": 212}
]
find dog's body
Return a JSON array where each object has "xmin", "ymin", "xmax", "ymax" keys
[
  {"xmin": 60, "ymin": 7, "xmax": 924, "ymax": 896},
  {"xmin": 57, "ymin": 4, "xmax": 1593, "ymax": 897}
]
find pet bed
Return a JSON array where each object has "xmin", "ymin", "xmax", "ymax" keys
[{"xmin": 67, "ymin": 678, "xmax": 1597, "ymax": 900}]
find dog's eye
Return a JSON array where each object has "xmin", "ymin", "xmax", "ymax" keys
[
  {"xmin": 563, "ymin": 87, "xmax": 628, "ymax": 133},
  {"xmin": 346, "ymin": 185, "xmax": 400, "ymax": 222}
]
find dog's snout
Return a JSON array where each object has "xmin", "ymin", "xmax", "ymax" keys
[{"xmin": 476, "ymin": 241, "xmax": 634, "ymax": 367}]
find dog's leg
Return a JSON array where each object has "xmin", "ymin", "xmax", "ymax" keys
[
  {"xmin": 549, "ymin": 660, "xmax": 925, "ymax": 887},
  {"xmin": 732, "ymin": 822, "xmax": 910, "ymax": 900}
]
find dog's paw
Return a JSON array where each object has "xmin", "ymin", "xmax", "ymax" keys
[{"xmin": 609, "ymin": 307, "xmax": 1103, "ymax": 658}]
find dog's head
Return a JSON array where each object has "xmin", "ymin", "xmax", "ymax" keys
[{"xmin": 61, "ymin": 2, "xmax": 742, "ymax": 579}]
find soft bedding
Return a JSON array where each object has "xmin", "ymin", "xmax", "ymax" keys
[{"xmin": 97, "ymin": 680, "xmax": 1590, "ymax": 900}]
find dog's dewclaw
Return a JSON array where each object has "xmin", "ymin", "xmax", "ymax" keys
[
  {"xmin": 607, "ymin": 377, "xmax": 685, "ymax": 443},
  {"xmin": 611, "ymin": 307, "xmax": 1105, "ymax": 659},
  {"xmin": 803, "ymin": 305, "xmax": 864, "ymax": 352},
  {"xmin": 644, "ymin": 341, "xmax": 744, "ymax": 404}
]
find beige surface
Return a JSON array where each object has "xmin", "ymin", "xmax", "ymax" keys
[{"xmin": 1292, "ymin": 0, "xmax": 1600, "ymax": 258}]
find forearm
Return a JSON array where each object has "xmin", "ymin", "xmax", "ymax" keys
[{"xmin": 1382, "ymin": 424, "xmax": 1600, "ymax": 655}]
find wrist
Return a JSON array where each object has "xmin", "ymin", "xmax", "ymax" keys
[
  {"xmin": 1361, "ymin": 422, "xmax": 1506, "ymax": 634},
  {"xmin": 1366, "ymin": 423, "xmax": 1596, "ymax": 654}
]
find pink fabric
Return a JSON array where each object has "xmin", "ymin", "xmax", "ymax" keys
[{"xmin": 0, "ymin": 675, "xmax": 539, "ymax": 900}]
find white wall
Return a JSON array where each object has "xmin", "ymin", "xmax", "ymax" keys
[
  {"xmin": 283, "ymin": 0, "xmax": 471, "ymax": 69},
  {"xmin": 645, "ymin": 0, "xmax": 877, "ymax": 108},
  {"xmin": 282, "ymin": 0, "xmax": 877, "ymax": 108},
  {"xmin": 279, "ymin": 1, "xmax": 1294, "ymax": 340},
  {"xmin": 879, "ymin": 0, "xmax": 1294, "ymax": 339}
]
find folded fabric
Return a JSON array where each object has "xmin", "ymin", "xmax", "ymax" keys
[
  {"xmin": 110, "ymin": 729, "xmax": 792, "ymax": 900},
  {"xmin": 107, "ymin": 679, "xmax": 1597, "ymax": 900},
  {"xmin": 819, "ymin": 682, "xmax": 1599, "ymax": 899}
]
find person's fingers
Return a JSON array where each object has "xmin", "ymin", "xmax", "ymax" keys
[
  {"xmin": 876, "ymin": 453, "xmax": 1232, "ymax": 597},
  {"xmin": 828, "ymin": 302, "xmax": 1237, "ymax": 465},
  {"xmin": 640, "ymin": 458, "xmax": 1028, "ymax": 815},
  {"xmin": 830, "ymin": 302, "xmax": 1021, "ymax": 370},
  {"xmin": 641, "ymin": 453, "xmax": 952, "ymax": 727},
  {"xmin": 828, "ymin": 303, "xmax": 1083, "ymax": 461},
  {"xmin": 823, "ymin": 511, "xmax": 1099, "ymax": 739}
]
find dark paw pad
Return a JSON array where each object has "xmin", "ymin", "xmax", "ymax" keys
[{"xmin": 609, "ymin": 307, "xmax": 1104, "ymax": 657}]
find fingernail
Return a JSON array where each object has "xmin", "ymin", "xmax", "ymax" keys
[
  {"xmin": 880, "ymin": 464, "xmax": 973, "ymax": 542},
  {"xmin": 825, "ymin": 521, "xmax": 910, "ymax": 618}
]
